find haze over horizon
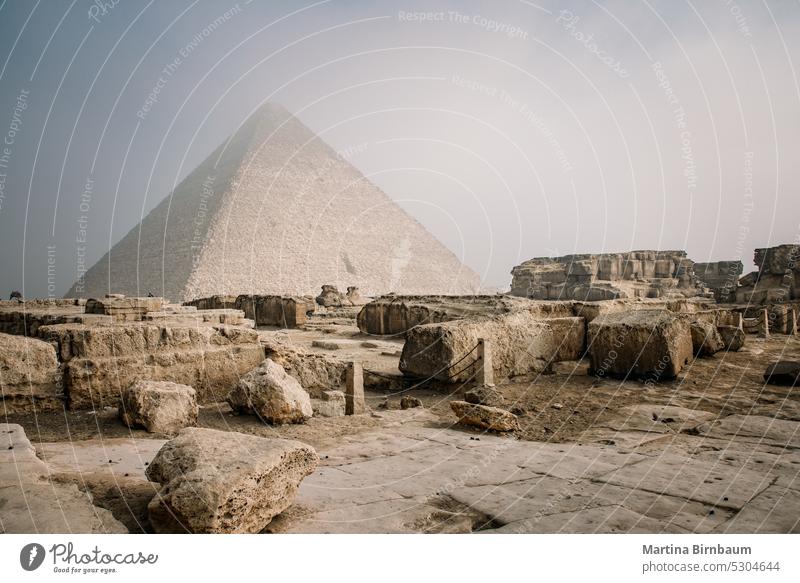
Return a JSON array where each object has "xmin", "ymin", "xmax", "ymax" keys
[{"xmin": 0, "ymin": 0, "xmax": 798, "ymax": 298}]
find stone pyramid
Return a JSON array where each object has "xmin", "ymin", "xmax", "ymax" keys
[{"xmin": 68, "ymin": 103, "xmax": 480, "ymax": 301}]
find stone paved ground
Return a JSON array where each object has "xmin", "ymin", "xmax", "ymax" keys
[
  {"xmin": 2, "ymin": 335, "xmax": 799, "ymax": 533},
  {"xmin": 3, "ymin": 404, "xmax": 797, "ymax": 533}
]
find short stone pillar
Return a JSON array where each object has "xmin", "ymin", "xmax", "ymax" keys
[
  {"xmin": 789, "ymin": 308, "xmax": 798, "ymax": 336},
  {"xmin": 734, "ymin": 312, "xmax": 743, "ymax": 330},
  {"xmin": 345, "ymin": 361, "xmax": 366, "ymax": 415},
  {"xmin": 759, "ymin": 308, "xmax": 770, "ymax": 338},
  {"xmin": 477, "ymin": 338, "xmax": 494, "ymax": 387}
]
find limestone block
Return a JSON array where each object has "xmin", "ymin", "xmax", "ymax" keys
[
  {"xmin": 588, "ymin": 310, "xmax": 693, "ymax": 379},
  {"xmin": 311, "ymin": 390, "xmax": 346, "ymax": 417},
  {"xmin": 0, "ymin": 332, "xmax": 62, "ymax": 412},
  {"xmin": 763, "ymin": 361, "xmax": 800, "ymax": 386},
  {"xmin": 118, "ymin": 380, "xmax": 198, "ymax": 435},
  {"xmin": 690, "ymin": 320, "xmax": 724, "ymax": 357},
  {"xmin": 227, "ymin": 359, "xmax": 313, "ymax": 424},
  {"xmin": 717, "ymin": 325, "xmax": 745, "ymax": 351},
  {"xmin": 401, "ymin": 311, "xmax": 585, "ymax": 382},
  {"xmin": 146, "ymin": 428, "xmax": 318, "ymax": 533}
]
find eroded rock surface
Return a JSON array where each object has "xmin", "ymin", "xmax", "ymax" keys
[
  {"xmin": 588, "ymin": 310, "xmax": 693, "ymax": 379},
  {"xmin": 227, "ymin": 359, "xmax": 313, "ymax": 424},
  {"xmin": 0, "ymin": 332, "xmax": 62, "ymax": 412},
  {"xmin": 119, "ymin": 380, "xmax": 198, "ymax": 435},
  {"xmin": 450, "ymin": 401, "xmax": 519, "ymax": 432},
  {"xmin": 690, "ymin": 320, "xmax": 724, "ymax": 357},
  {"xmin": 145, "ymin": 427, "xmax": 318, "ymax": 533}
]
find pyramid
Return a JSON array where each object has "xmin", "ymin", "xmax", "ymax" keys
[{"xmin": 68, "ymin": 103, "xmax": 480, "ymax": 301}]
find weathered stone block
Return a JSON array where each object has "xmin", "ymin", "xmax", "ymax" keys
[
  {"xmin": 690, "ymin": 320, "xmax": 724, "ymax": 357},
  {"xmin": 311, "ymin": 390, "xmax": 346, "ymax": 417},
  {"xmin": 588, "ymin": 310, "xmax": 693, "ymax": 379},
  {"xmin": 400, "ymin": 310, "xmax": 585, "ymax": 383},
  {"xmin": 763, "ymin": 361, "xmax": 800, "ymax": 386},
  {"xmin": 227, "ymin": 359, "xmax": 313, "ymax": 424},
  {"xmin": 118, "ymin": 380, "xmax": 198, "ymax": 434},
  {"xmin": 146, "ymin": 428, "xmax": 318, "ymax": 533},
  {"xmin": 0, "ymin": 332, "xmax": 62, "ymax": 412}
]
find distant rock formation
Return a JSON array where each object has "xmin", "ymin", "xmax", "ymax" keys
[
  {"xmin": 694, "ymin": 261, "xmax": 743, "ymax": 302},
  {"xmin": 509, "ymin": 250, "xmax": 710, "ymax": 301},
  {"xmin": 736, "ymin": 244, "xmax": 799, "ymax": 304}
]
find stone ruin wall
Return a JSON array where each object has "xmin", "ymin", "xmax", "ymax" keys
[
  {"xmin": 736, "ymin": 244, "xmax": 799, "ymax": 305},
  {"xmin": 185, "ymin": 294, "xmax": 315, "ymax": 328},
  {"xmin": 509, "ymin": 250, "xmax": 710, "ymax": 301},
  {"xmin": 693, "ymin": 261, "xmax": 743, "ymax": 303},
  {"xmin": 0, "ymin": 296, "xmax": 265, "ymax": 411}
]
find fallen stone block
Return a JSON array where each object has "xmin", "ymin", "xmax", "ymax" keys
[
  {"xmin": 718, "ymin": 325, "xmax": 745, "ymax": 351},
  {"xmin": 690, "ymin": 320, "xmax": 724, "ymax": 357},
  {"xmin": 588, "ymin": 309, "xmax": 693, "ymax": 379},
  {"xmin": 401, "ymin": 310, "xmax": 585, "ymax": 382},
  {"xmin": 146, "ymin": 427, "xmax": 318, "ymax": 533},
  {"xmin": 227, "ymin": 359, "xmax": 313, "ymax": 424},
  {"xmin": 0, "ymin": 332, "xmax": 62, "ymax": 412},
  {"xmin": 450, "ymin": 401, "xmax": 518, "ymax": 432},
  {"xmin": 118, "ymin": 380, "xmax": 198, "ymax": 435},
  {"xmin": 263, "ymin": 337, "xmax": 347, "ymax": 397},
  {"xmin": 763, "ymin": 361, "xmax": 800, "ymax": 387}
]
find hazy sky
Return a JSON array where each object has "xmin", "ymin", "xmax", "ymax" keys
[{"xmin": 1, "ymin": 0, "xmax": 798, "ymax": 297}]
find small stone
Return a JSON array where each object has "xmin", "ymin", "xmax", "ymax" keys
[
  {"xmin": 450, "ymin": 401, "xmax": 519, "ymax": 432},
  {"xmin": 400, "ymin": 395, "xmax": 422, "ymax": 409},
  {"xmin": 464, "ymin": 385, "xmax": 505, "ymax": 407},
  {"xmin": 551, "ymin": 403, "xmax": 563, "ymax": 410}
]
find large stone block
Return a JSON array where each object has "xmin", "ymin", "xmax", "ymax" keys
[
  {"xmin": 588, "ymin": 310, "xmax": 693, "ymax": 379},
  {"xmin": 400, "ymin": 310, "xmax": 585, "ymax": 383},
  {"xmin": 119, "ymin": 380, "xmax": 198, "ymax": 435},
  {"xmin": 235, "ymin": 295, "xmax": 312, "ymax": 328},
  {"xmin": 690, "ymin": 320, "xmax": 724, "ymax": 357},
  {"xmin": 0, "ymin": 332, "xmax": 62, "ymax": 412},
  {"xmin": 146, "ymin": 428, "xmax": 318, "ymax": 533}
]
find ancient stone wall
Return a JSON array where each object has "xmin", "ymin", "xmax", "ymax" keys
[
  {"xmin": 37, "ymin": 323, "xmax": 263, "ymax": 409},
  {"xmin": 184, "ymin": 295, "xmax": 238, "ymax": 310},
  {"xmin": 736, "ymin": 245, "xmax": 799, "ymax": 305}
]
